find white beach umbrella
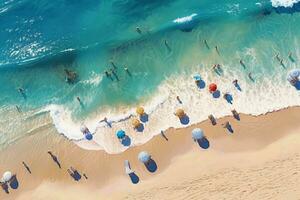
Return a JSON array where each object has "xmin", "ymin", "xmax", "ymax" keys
[
  {"xmin": 2, "ymin": 171, "xmax": 12, "ymax": 182},
  {"xmin": 192, "ymin": 128, "xmax": 204, "ymax": 140},
  {"xmin": 138, "ymin": 151, "xmax": 151, "ymax": 163}
]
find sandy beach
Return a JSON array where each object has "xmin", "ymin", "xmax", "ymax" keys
[{"xmin": 1, "ymin": 107, "xmax": 300, "ymax": 199}]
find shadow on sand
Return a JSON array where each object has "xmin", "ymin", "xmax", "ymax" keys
[
  {"xmin": 140, "ymin": 114, "xmax": 149, "ymax": 123},
  {"xmin": 293, "ymin": 81, "xmax": 300, "ymax": 90},
  {"xmin": 145, "ymin": 159, "xmax": 158, "ymax": 173},
  {"xmin": 121, "ymin": 135, "xmax": 131, "ymax": 146},
  {"xmin": 9, "ymin": 176, "xmax": 19, "ymax": 190},
  {"xmin": 196, "ymin": 137, "xmax": 210, "ymax": 149},
  {"xmin": 136, "ymin": 123, "xmax": 145, "ymax": 132},
  {"xmin": 129, "ymin": 172, "xmax": 140, "ymax": 184},
  {"xmin": 196, "ymin": 80, "xmax": 206, "ymax": 89},
  {"xmin": 180, "ymin": 115, "xmax": 190, "ymax": 125}
]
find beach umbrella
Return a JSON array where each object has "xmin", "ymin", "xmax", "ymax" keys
[
  {"xmin": 287, "ymin": 69, "xmax": 300, "ymax": 85},
  {"xmin": 85, "ymin": 133, "xmax": 93, "ymax": 140},
  {"xmin": 209, "ymin": 83, "xmax": 217, "ymax": 93},
  {"xmin": 138, "ymin": 151, "xmax": 151, "ymax": 163},
  {"xmin": 132, "ymin": 119, "xmax": 141, "ymax": 128},
  {"xmin": 116, "ymin": 130, "xmax": 126, "ymax": 139},
  {"xmin": 175, "ymin": 108, "xmax": 185, "ymax": 118},
  {"xmin": 2, "ymin": 171, "xmax": 12, "ymax": 182},
  {"xmin": 193, "ymin": 74, "xmax": 201, "ymax": 81},
  {"xmin": 136, "ymin": 106, "xmax": 145, "ymax": 115},
  {"xmin": 192, "ymin": 128, "xmax": 204, "ymax": 140}
]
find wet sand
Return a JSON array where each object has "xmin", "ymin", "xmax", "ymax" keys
[{"xmin": 1, "ymin": 107, "xmax": 300, "ymax": 199}]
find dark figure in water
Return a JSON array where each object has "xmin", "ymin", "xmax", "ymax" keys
[
  {"xmin": 22, "ymin": 161, "xmax": 31, "ymax": 174},
  {"xmin": 280, "ymin": 59, "xmax": 285, "ymax": 68},
  {"xmin": 164, "ymin": 39, "xmax": 171, "ymax": 51},
  {"xmin": 204, "ymin": 39, "xmax": 209, "ymax": 49},
  {"xmin": 124, "ymin": 67, "xmax": 131, "ymax": 76},
  {"xmin": 288, "ymin": 52, "xmax": 295, "ymax": 62},
  {"xmin": 47, "ymin": 151, "xmax": 61, "ymax": 169},
  {"xmin": 111, "ymin": 69, "xmax": 119, "ymax": 81},
  {"xmin": 248, "ymin": 73, "xmax": 254, "ymax": 82},
  {"xmin": 16, "ymin": 105, "xmax": 21, "ymax": 113},
  {"xmin": 64, "ymin": 69, "xmax": 77, "ymax": 84},
  {"xmin": 136, "ymin": 27, "xmax": 142, "ymax": 34},
  {"xmin": 239, "ymin": 59, "xmax": 246, "ymax": 68},
  {"xmin": 110, "ymin": 61, "xmax": 117, "ymax": 70},
  {"xmin": 18, "ymin": 87, "xmax": 26, "ymax": 99},
  {"xmin": 104, "ymin": 70, "xmax": 113, "ymax": 80},
  {"xmin": 275, "ymin": 53, "xmax": 281, "ymax": 62},
  {"xmin": 215, "ymin": 46, "xmax": 220, "ymax": 55}
]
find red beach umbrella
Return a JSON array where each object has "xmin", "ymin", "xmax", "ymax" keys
[{"xmin": 209, "ymin": 83, "xmax": 217, "ymax": 93}]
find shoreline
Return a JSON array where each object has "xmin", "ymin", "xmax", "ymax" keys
[{"xmin": 1, "ymin": 106, "xmax": 300, "ymax": 199}]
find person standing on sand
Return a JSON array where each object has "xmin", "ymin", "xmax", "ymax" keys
[
  {"xmin": 47, "ymin": 151, "xmax": 61, "ymax": 169},
  {"xmin": 176, "ymin": 96, "xmax": 182, "ymax": 104},
  {"xmin": 22, "ymin": 161, "xmax": 31, "ymax": 174}
]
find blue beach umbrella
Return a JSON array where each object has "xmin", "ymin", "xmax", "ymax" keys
[
  {"xmin": 192, "ymin": 128, "xmax": 204, "ymax": 140},
  {"xmin": 138, "ymin": 151, "xmax": 151, "ymax": 163},
  {"xmin": 287, "ymin": 69, "xmax": 300, "ymax": 85},
  {"xmin": 85, "ymin": 133, "xmax": 93, "ymax": 140},
  {"xmin": 116, "ymin": 130, "xmax": 126, "ymax": 139}
]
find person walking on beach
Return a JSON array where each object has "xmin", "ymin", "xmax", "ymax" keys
[
  {"xmin": 22, "ymin": 161, "xmax": 31, "ymax": 174},
  {"xmin": 176, "ymin": 96, "xmax": 182, "ymax": 104},
  {"xmin": 47, "ymin": 151, "xmax": 61, "ymax": 169}
]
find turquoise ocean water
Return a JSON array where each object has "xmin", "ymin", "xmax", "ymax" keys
[{"xmin": 1, "ymin": 0, "xmax": 300, "ymax": 152}]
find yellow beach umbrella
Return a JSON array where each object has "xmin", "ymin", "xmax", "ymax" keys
[
  {"xmin": 136, "ymin": 106, "xmax": 145, "ymax": 115},
  {"xmin": 175, "ymin": 109, "xmax": 185, "ymax": 119},
  {"xmin": 132, "ymin": 118, "xmax": 141, "ymax": 128}
]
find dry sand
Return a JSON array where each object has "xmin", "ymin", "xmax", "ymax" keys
[{"xmin": 1, "ymin": 107, "xmax": 300, "ymax": 199}]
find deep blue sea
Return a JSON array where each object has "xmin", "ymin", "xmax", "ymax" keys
[{"xmin": 1, "ymin": 0, "xmax": 300, "ymax": 152}]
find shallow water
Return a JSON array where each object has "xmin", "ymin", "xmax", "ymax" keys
[{"xmin": 1, "ymin": 0, "xmax": 300, "ymax": 152}]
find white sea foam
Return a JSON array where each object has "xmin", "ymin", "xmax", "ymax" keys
[
  {"xmin": 271, "ymin": 0, "xmax": 300, "ymax": 7},
  {"xmin": 45, "ymin": 60, "xmax": 300, "ymax": 154},
  {"xmin": 173, "ymin": 13, "xmax": 197, "ymax": 24}
]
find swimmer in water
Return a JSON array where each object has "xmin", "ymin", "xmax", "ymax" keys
[
  {"xmin": 136, "ymin": 27, "xmax": 142, "ymax": 34},
  {"xmin": 76, "ymin": 96, "xmax": 81, "ymax": 103},
  {"xmin": 239, "ymin": 59, "xmax": 245, "ymax": 68},
  {"xmin": 204, "ymin": 39, "xmax": 209, "ymax": 49},
  {"xmin": 215, "ymin": 45, "xmax": 219, "ymax": 54},
  {"xmin": 248, "ymin": 73, "xmax": 254, "ymax": 81}
]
